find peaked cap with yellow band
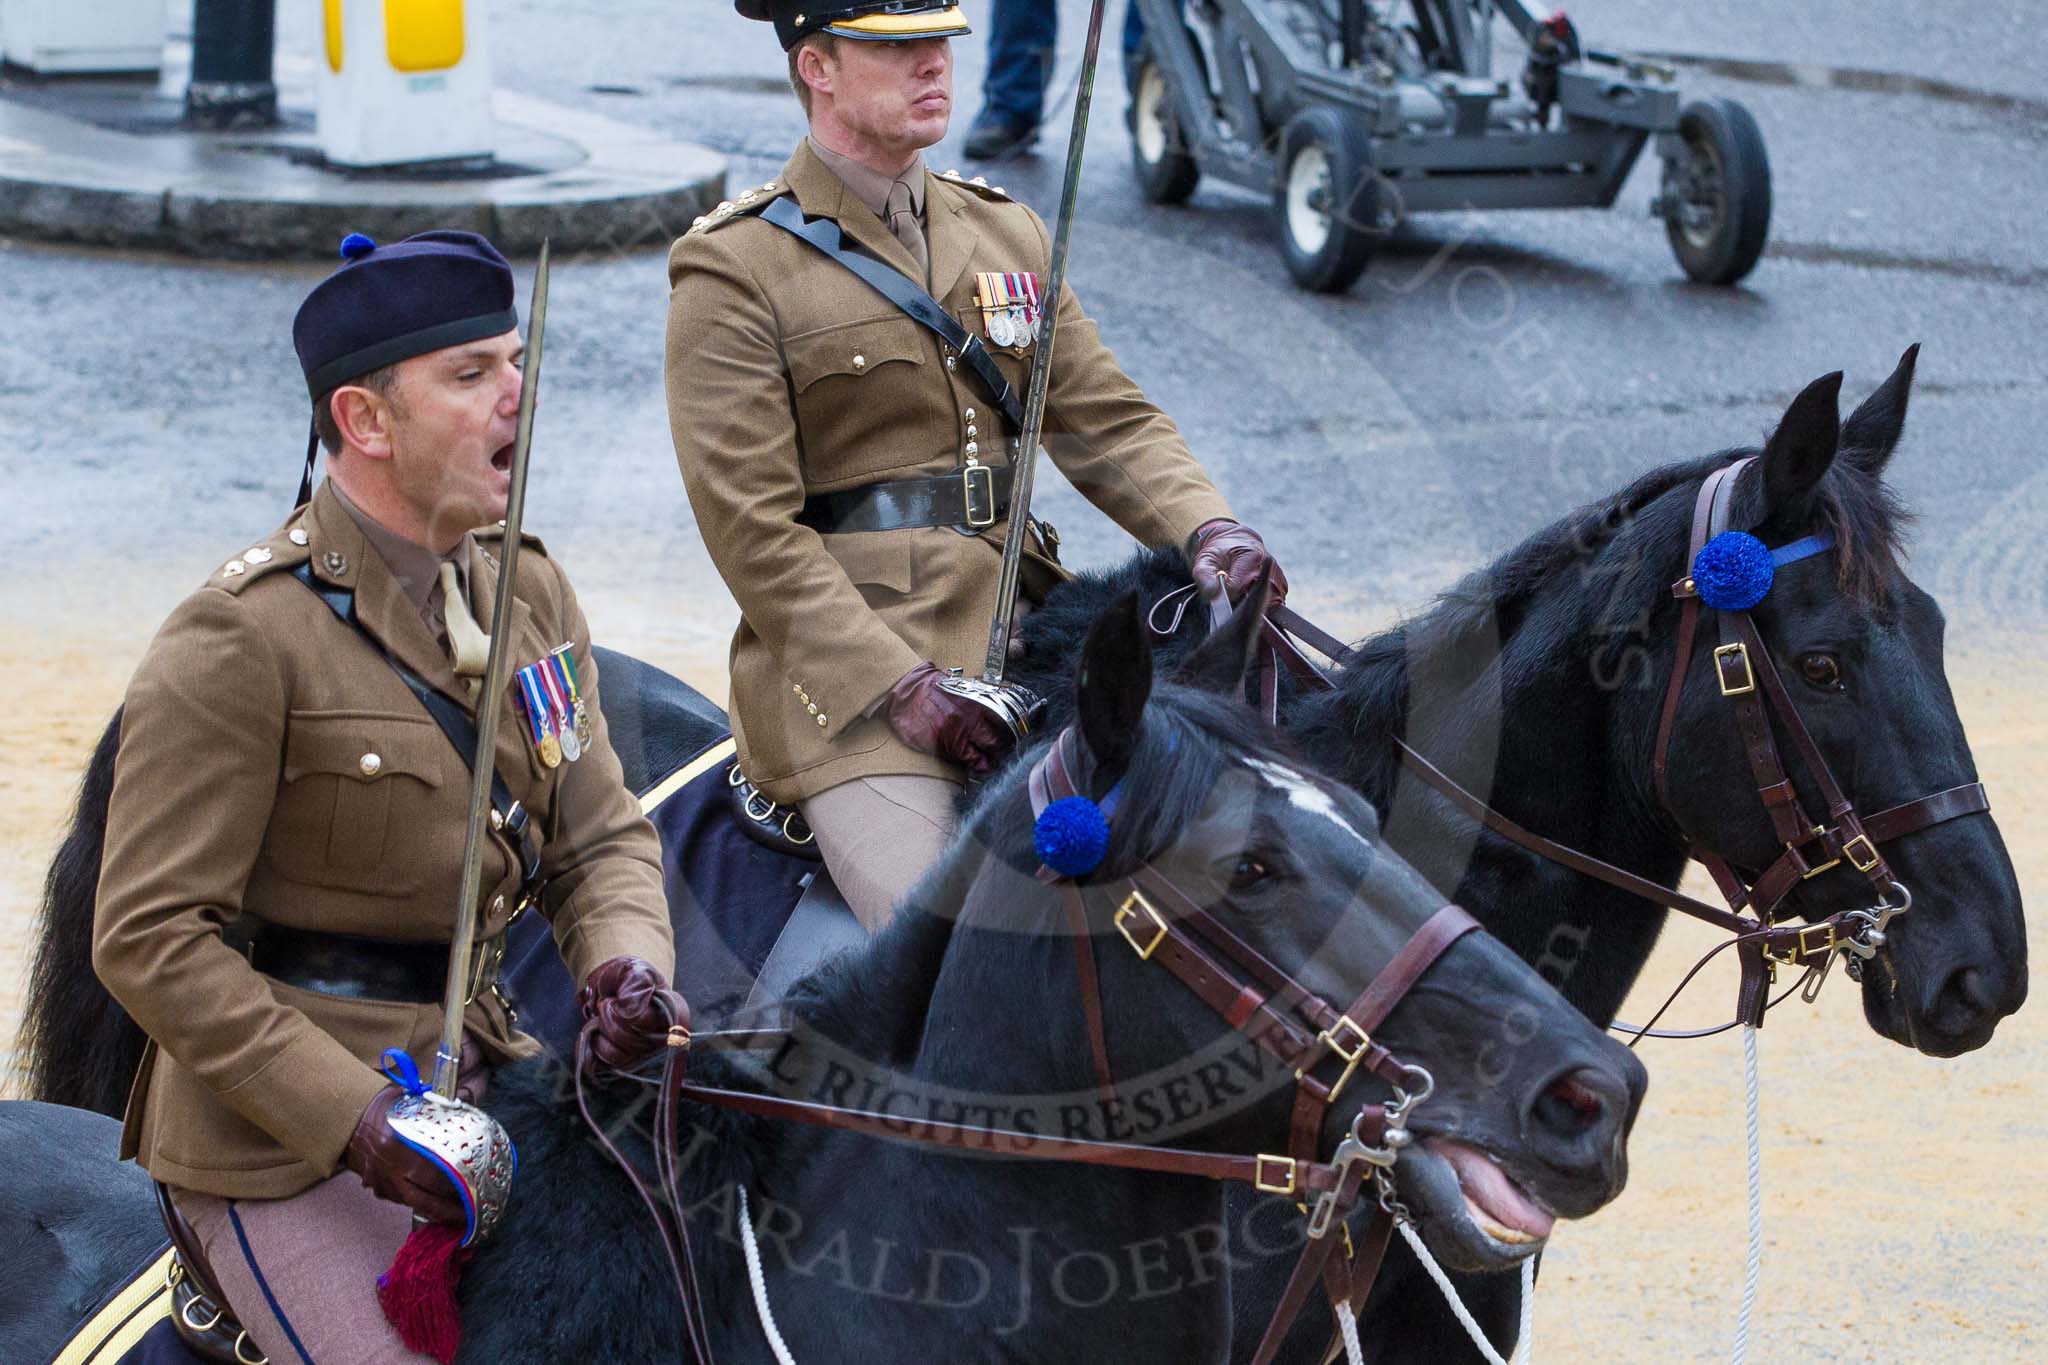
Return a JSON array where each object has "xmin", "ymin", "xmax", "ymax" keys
[{"xmin": 735, "ymin": 0, "xmax": 970, "ymax": 51}]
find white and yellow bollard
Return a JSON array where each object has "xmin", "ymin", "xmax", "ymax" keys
[
  {"xmin": 317, "ymin": 0, "xmax": 494, "ymax": 167},
  {"xmin": 0, "ymin": 0, "xmax": 164, "ymax": 73}
]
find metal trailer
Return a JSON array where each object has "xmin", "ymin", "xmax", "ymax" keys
[{"xmin": 1127, "ymin": 0, "xmax": 1773, "ymax": 291}]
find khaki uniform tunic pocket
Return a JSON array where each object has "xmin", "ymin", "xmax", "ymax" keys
[{"xmin": 271, "ymin": 713, "xmax": 445, "ymax": 895}]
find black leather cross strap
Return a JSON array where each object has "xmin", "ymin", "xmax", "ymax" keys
[
  {"xmin": 292, "ymin": 562, "xmax": 542, "ymax": 887},
  {"xmin": 797, "ymin": 463, "xmax": 1013, "ymax": 533},
  {"xmin": 758, "ymin": 195, "xmax": 1026, "ymax": 433}
]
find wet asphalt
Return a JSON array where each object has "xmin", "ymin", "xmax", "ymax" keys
[{"xmin": 0, "ymin": 0, "xmax": 2043, "ymax": 660}]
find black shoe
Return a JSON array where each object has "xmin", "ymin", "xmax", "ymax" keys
[{"xmin": 963, "ymin": 110, "xmax": 1037, "ymax": 161}]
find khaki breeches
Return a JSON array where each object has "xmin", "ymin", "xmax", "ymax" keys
[{"xmin": 799, "ymin": 773, "xmax": 962, "ymax": 931}]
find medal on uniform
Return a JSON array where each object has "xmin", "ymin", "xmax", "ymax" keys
[
  {"xmin": 552, "ymin": 644, "xmax": 595, "ymax": 750},
  {"xmin": 536, "ymin": 653, "xmax": 581, "ymax": 762},
  {"xmin": 977, "ymin": 271, "xmax": 1039, "ymax": 351},
  {"xmin": 516, "ymin": 665, "xmax": 563, "ymax": 769}
]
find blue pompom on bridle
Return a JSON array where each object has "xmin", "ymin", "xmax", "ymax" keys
[
  {"xmin": 1692, "ymin": 530, "xmax": 1835, "ymax": 612},
  {"xmin": 1035, "ymin": 796, "xmax": 1112, "ymax": 878}
]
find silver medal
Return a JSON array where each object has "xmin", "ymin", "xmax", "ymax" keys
[{"xmin": 988, "ymin": 309, "xmax": 1015, "ymax": 348}]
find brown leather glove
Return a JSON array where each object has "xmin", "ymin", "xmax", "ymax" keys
[
  {"xmin": 580, "ymin": 955, "xmax": 690, "ymax": 1072},
  {"xmin": 1189, "ymin": 519, "xmax": 1289, "ymax": 607},
  {"xmin": 884, "ymin": 662, "xmax": 1012, "ymax": 776},
  {"xmin": 344, "ymin": 1085, "xmax": 467, "ymax": 1225}
]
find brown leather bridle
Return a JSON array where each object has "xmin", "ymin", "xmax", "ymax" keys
[
  {"xmin": 1642, "ymin": 455, "xmax": 1988, "ymax": 1024},
  {"xmin": 577, "ymin": 724, "xmax": 1484, "ymax": 1365},
  {"xmin": 1204, "ymin": 456, "xmax": 1991, "ymax": 1036}
]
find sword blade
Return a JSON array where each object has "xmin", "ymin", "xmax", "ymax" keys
[
  {"xmin": 432, "ymin": 241, "xmax": 551, "ymax": 1099},
  {"xmin": 981, "ymin": 0, "xmax": 1112, "ymax": 682}
]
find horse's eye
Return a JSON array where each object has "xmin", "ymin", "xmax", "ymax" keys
[
  {"xmin": 1799, "ymin": 653, "xmax": 1843, "ymax": 691},
  {"xmin": 1228, "ymin": 857, "xmax": 1271, "ymax": 892}
]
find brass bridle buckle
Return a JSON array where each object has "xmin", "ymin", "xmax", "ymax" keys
[
  {"xmin": 1255, "ymin": 1153, "xmax": 1299, "ymax": 1196},
  {"xmin": 1113, "ymin": 888, "xmax": 1169, "ymax": 960},
  {"xmin": 1713, "ymin": 642, "xmax": 1756, "ymax": 696},
  {"xmin": 1764, "ymin": 921, "xmax": 1837, "ymax": 966},
  {"xmin": 1297, "ymin": 1016, "xmax": 1372, "ymax": 1102}
]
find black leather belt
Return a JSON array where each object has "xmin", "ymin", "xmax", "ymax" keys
[
  {"xmin": 245, "ymin": 919, "xmax": 508, "ymax": 1005},
  {"xmin": 798, "ymin": 464, "xmax": 1012, "ymax": 534}
]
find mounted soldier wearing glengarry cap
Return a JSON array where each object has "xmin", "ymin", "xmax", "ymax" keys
[
  {"xmin": 92, "ymin": 229, "xmax": 685, "ymax": 1364},
  {"xmin": 668, "ymin": 0, "xmax": 1289, "ymax": 931}
]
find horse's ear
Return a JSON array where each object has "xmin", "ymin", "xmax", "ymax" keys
[
  {"xmin": 1839, "ymin": 343, "xmax": 1918, "ymax": 477},
  {"xmin": 1755, "ymin": 370, "xmax": 1843, "ymax": 523},
  {"xmin": 1177, "ymin": 568, "xmax": 1274, "ymax": 697},
  {"xmin": 1075, "ymin": 590, "xmax": 1151, "ymax": 781}
]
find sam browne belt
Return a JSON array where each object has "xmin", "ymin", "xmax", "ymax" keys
[{"xmin": 798, "ymin": 463, "xmax": 1012, "ymax": 533}]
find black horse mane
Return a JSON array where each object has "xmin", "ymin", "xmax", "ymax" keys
[
  {"xmin": 19, "ymin": 708, "xmax": 134, "ymax": 1113},
  {"xmin": 785, "ymin": 676, "xmax": 1294, "ymax": 1069}
]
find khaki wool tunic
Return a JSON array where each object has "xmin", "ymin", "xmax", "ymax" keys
[
  {"xmin": 667, "ymin": 140, "xmax": 1233, "ymax": 804},
  {"xmin": 92, "ymin": 482, "xmax": 675, "ymax": 1199}
]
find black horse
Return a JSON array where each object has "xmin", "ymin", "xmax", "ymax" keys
[
  {"xmin": 1005, "ymin": 348, "xmax": 2029, "ymax": 1361},
  {"xmin": 2, "ymin": 598, "xmax": 1645, "ymax": 1363},
  {"xmin": 17, "ymin": 349, "xmax": 2025, "ymax": 1359}
]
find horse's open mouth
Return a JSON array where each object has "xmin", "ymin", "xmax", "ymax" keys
[
  {"xmin": 1398, "ymin": 1137, "xmax": 1557, "ymax": 1269},
  {"xmin": 1429, "ymin": 1138, "xmax": 1556, "ymax": 1245}
]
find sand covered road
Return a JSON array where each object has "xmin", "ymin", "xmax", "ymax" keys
[{"xmin": 1, "ymin": 609, "xmax": 2038, "ymax": 1362}]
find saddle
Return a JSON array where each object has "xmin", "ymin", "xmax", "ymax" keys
[{"xmin": 154, "ymin": 1184, "xmax": 266, "ymax": 1365}]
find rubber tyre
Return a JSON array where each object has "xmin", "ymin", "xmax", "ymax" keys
[
  {"xmin": 1274, "ymin": 106, "xmax": 1379, "ymax": 293},
  {"xmin": 1130, "ymin": 50, "xmax": 1201, "ymax": 206},
  {"xmin": 1663, "ymin": 97, "xmax": 1772, "ymax": 286}
]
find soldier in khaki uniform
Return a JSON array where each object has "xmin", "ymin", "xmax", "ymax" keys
[
  {"xmin": 668, "ymin": 0, "xmax": 1286, "ymax": 928},
  {"xmin": 93, "ymin": 230, "xmax": 683, "ymax": 1363}
]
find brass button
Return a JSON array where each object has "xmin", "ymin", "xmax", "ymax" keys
[
  {"xmin": 945, "ymin": 355, "xmax": 957, "ymax": 370},
  {"xmin": 853, "ymin": 354, "xmax": 867, "ymax": 371},
  {"xmin": 816, "ymin": 714, "xmax": 828, "ymax": 728},
  {"xmin": 244, "ymin": 546, "xmax": 274, "ymax": 565},
  {"xmin": 221, "ymin": 559, "xmax": 246, "ymax": 577},
  {"xmin": 966, "ymin": 424, "xmax": 978, "ymax": 437},
  {"xmin": 806, "ymin": 703, "xmax": 818, "ymax": 716},
  {"xmin": 793, "ymin": 683, "xmax": 802, "ymax": 694},
  {"xmin": 965, "ymin": 442, "xmax": 980, "ymax": 457},
  {"xmin": 359, "ymin": 752, "xmax": 382, "ymax": 776},
  {"xmin": 289, "ymin": 528, "xmax": 309, "ymax": 546},
  {"xmin": 964, "ymin": 407, "xmax": 976, "ymax": 421},
  {"xmin": 490, "ymin": 809, "xmax": 505, "ymax": 831}
]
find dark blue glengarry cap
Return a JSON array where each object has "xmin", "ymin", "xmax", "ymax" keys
[
  {"xmin": 293, "ymin": 230, "xmax": 519, "ymax": 400},
  {"xmin": 735, "ymin": 0, "xmax": 970, "ymax": 52}
]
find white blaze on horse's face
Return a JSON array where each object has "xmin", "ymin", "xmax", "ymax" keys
[{"xmin": 1243, "ymin": 758, "xmax": 1374, "ymax": 850}]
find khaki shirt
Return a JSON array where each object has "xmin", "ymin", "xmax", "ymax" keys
[
  {"xmin": 666, "ymin": 140, "xmax": 1232, "ymax": 803},
  {"xmin": 93, "ymin": 482, "xmax": 674, "ymax": 1198}
]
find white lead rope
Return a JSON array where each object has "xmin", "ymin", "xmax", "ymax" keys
[
  {"xmin": 1732, "ymin": 1023, "xmax": 1764, "ymax": 1364},
  {"xmin": 738, "ymin": 1187, "xmax": 800, "ymax": 1365},
  {"xmin": 1396, "ymin": 1221, "xmax": 1536, "ymax": 1365}
]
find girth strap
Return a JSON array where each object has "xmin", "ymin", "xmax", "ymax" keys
[
  {"xmin": 293, "ymin": 563, "xmax": 541, "ymax": 887},
  {"xmin": 758, "ymin": 196, "xmax": 1026, "ymax": 434}
]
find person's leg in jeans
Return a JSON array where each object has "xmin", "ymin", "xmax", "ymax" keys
[{"xmin": 967, "ymin": 0, "xmax": 1058, "ymax": 158}]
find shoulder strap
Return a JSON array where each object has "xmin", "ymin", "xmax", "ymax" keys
[
  {"xmin": 758, "ymin": 195, "xmax": 1026, "ymax": 433},
  {"xmin": 292, "ymin": 564, "xmax": 541, "ymax": 887}
]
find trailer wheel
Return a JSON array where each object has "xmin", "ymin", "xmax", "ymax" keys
[
  {"xmin": 1275, "ymin": 106, "xmax": 1378, "ymax": 293},
  {"xmin": 1131, "ymin": 54, "xmax": 1201, "ymax": 206},
  {"xmin": 1661, "ymin": 97, "xmax": 1772, "ymax": 286}
]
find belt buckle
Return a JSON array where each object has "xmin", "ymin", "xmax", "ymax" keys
[
  {"xmin": 1254, "ymin": 1153, "xmax": 1299, "ymax": 1196},
  {"xmin": 1113, "ymin": 889, "xmax": 1169, "ymax": 960},
  {"xmin": 962, "ymin": 463, "xmax": 997, "ymax": 529}
]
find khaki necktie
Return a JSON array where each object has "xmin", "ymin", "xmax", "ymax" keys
[
  {"xmin": 885, "ymin": 179, "xmax": 929, "ymax": 282},
  {"xmin": 438, "ymin": 561, "xmax": 491, "ymax": 699}
]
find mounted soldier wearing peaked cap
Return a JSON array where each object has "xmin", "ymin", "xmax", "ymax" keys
[
  {"xmin": 665, "ymin": 0, "xmax": 1288, "ymax": 931},
  {"xmin": 92, "ymin": 229, "xmax": 682, "ymax": 1364}
]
